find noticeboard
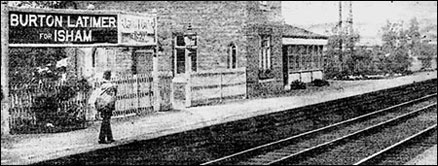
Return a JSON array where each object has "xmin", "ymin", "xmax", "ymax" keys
[{"xmin": 8, "ymin": 8, "xmax": 157, "ymax": 47}]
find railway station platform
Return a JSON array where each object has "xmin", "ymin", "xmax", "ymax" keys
[
  {"xmin": 1, "ymin": 70, "xmax": 437, "ymax": 165},
  {"xmin": 405, "ymin": 145, "xmax": 437, "ymax": 165}
]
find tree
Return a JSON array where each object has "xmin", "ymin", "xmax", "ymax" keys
[
  {"xmin": 380, "ymin": 20, "xmax": 413, "ymax": 74},
  {"xmin": 324, "ymin": 26, "xmax": 361, "ymax": 79},
  {"xmin": 419, "ymin": 43, "xmax": 437, "ymax": 69},
  {"xmin": 406, "ymin": 17, "xmax": 422, "ymax": 56}
]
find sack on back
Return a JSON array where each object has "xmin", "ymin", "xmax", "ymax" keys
[{"xmin": 95, "ymin": 84, "xmax": 116, "ymax": 112}]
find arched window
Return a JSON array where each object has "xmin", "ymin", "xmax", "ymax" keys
[{"xmin": 228, "ymin": 43, "xmax": 237, "ymax": 69}]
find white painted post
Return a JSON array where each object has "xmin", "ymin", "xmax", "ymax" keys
[
  {"xmin": 1, "ymin": 1, "xmax": 10, "ymax": 136},
  {"xmin": 185, "ymin": 50, "xmax": 192, "ymax": 108},
  {"xmin": 220, "ymin": 71, "xmax": 223, "ymax": 102},
  {"xmin": 152, "ymin": 14, "xmax": 161, "ymax": 112},
  {"xmin": 152, "ymin": 55, "xmax": 160, "ymax": 112}
]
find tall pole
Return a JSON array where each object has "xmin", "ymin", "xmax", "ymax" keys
[
  {"xmin": 339, "ymin": 1, "xmax": 342, "ymax": 32},
  {"xmin": 1, "ymin": 1, "xmax": 10, "ymax": 136},
  {"xmin": 348, "ymin": 1, "xmax": 353, "ymax": 35},
  {"xmin": 346, "ymin": 1, "xmax": 354, "ymax": 55},
  {"xmin": 338, "ymin": 1, "xmax": 343, "ymax": 71}
]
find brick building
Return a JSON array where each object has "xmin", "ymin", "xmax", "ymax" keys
[
  {"xmin": 3, "ymin": 1, "xmax": 330, "ymax": 134},
  {"xmin": 70, "ymin": 1, "xmax": 284, "ymax": 107},
  {"xmin": 67, "ymin": 1, "xmax": 326, "ymax": 108}
]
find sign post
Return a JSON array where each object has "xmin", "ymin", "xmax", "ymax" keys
[{"xmin": 1, "ymin": 1, "xmax": 10, "ymax": 136}]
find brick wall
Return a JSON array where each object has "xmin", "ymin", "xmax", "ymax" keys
[
  {"xmin": 77, "ymin": 1, "xmax": 250, "ymax": 73},
  {"xmin": 75, "ymin": 1, "xmax": 285, "ymax": 100},
  {"xmin": 245, "ymin": 24, "xmax": 284, "ymax": 97}
]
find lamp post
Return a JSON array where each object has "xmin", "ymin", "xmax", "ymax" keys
[{"xmin": 184, "ymin": 23, "xmax": 197, "ymax": 107}]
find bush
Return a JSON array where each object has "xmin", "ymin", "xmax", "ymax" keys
[
  {"xmin": 402, "ymin": 70, "xmax": 414, "ymax": 76},
  {"xmin": 258, "ymin": 69, "xmax": 275, "ymax": 80},
  {"xmin": 312, "ymin": 79, "xmax": 330, "ymax": 87},
  {"xmin": 290, "ymin": 80, "xmax": 306, "ymax": 90}
]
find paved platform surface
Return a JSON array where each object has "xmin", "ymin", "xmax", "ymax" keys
[
  {"xmin": 1, "ymin": 71, "xmax": 437, "ymax": 165},
  {"xmin": 405, "ymin": 145, "xmax": 437, "ymax": 165}
]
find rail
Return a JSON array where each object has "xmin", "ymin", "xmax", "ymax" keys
[
  {"xmin": 353, "ymin": 124, "xmax": 437, "ymax": 165},
  {"xmin": 201, "ymin": 94, "xmax": 437, "ymax": 165}
]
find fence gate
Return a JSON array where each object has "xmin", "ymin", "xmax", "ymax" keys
[{"xmin": 94, "ymin": 74, "xmax": 154, "ymax": 119}]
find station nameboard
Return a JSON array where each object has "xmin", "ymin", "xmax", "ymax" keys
[
  {"xmin": 8, "ymin": 8, "xmax": 156, "ymax": 47},
  {"xmin": 118, "ymin": 14, "xmax": 156, "ymax": 46}
]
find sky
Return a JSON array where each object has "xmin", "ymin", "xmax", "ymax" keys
[{"xmin": 282, "ymin": 1, "xmax": 438, "ymax": 44}]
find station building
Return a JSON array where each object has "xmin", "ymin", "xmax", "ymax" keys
[
  {"xmin": 5, "ymin": 1, "xmax": 328, "ymax": 111},
  {"xmin": 3, "ymin": 1, "xmax": 330, "ymax": 135},
  {"xmin": 69, "ymin": 1, "xmax": 328, "ymax": 108}
]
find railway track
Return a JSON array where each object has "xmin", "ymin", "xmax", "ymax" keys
[
  {"xmin": 354, "ymin": 124, "xmax": 436, "ymax": 165},
  {"xmin": 34, "ymin": 79, "xmax": 437, "ymax": 165},
  {"xmin": 201, "ymin": 94, "xmax": 437, "ymax": 165},
  {"xmin": 223, "ymin": 80, "xmax": 437, "ymax": 151}
]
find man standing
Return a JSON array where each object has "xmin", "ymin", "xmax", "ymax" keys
[{"xmin": 94, "ymin": 71, "xmax": 117, "ymax": 144}]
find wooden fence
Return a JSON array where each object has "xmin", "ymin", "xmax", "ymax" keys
[
  {"xmin": 93, "ymin": 73, "xmax": 154, "ymax": 119},
  {"xmin": 190, "ymin": 67, "xmax": 246, "ymax": 106},
  {"xmin": 8, "ymin": 73, "xmax": 155, "ymax": 133}
]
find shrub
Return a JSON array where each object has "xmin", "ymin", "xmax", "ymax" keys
[
  {"xmin": 258, "ymin": 69, "xmax": 275, "ymax": 80},
  {"xmin": 312, "ymin": 79, "xmax": 330, "ymax": 87},
  {"xmin": 402, "ymin": 70, "xmax": 414, "ymax": 76},
  {"xmin": 290, "ymin": 80, "xmax": 306, "ymax": 90}
]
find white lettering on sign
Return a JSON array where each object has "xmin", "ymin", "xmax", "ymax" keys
[
  {"xmin": 10, "ymin": 13, "xmax": 117, "ymax": 28},
  {"xmin": 9, "ymin": 11, "xmax": 156, "ymax": 45},
  {"xmin": 54, "ymin": 30, "xmax": 92, "ymax": 42},
  {"xmin": 119, "ymin": 14, "xmax": 154, "ymax": 33},
  {"xmin": 118, "ymin": 14, "xmax": 156, "ymax": 45}
]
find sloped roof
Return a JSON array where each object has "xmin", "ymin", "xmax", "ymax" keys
[{"xmin": 283, "ymin": 24, "xmax": 328, "ymax": 39}]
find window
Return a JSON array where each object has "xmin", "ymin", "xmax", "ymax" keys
[
  {"xmin": 228, "ymin": 43, "xmax": 237, "ymax": 69},
  {"xmin": 306, "ymin": 46, "xmax": 312, "ymax": 69},
  {"xmin": 174, "ymin": 35, "xmax": 186, "ymax": 74},
  {"xmin": 319, "ymin": 46, "xmax": 324, "ymax": 68},
  {"xmin": 188, "ymin": 48, "xmax": 197, "ymax": 72},
  {"xmin": 173, "ymin": 33, "xmax": 197, "ymax": 74},
  {"xmin": 298, "ymin": 45, "xmax": 305, "ymax": 70},
  {"xmin": 312, "ymin": 45, "xmax": 318, "ymax": 69},
  {"xmin": 186, "ymin": 35, "xmax": 197, "ymax": 72},
  {"xmin": 176, "ymin": 35, "xmax": 185, "ymax": 47},
  {"xmin": 287, "ymin": 45, "xmax": 298, "ymax": 71},
  {"xmin": 260, "ymin": 35, "xmax": 271, "ymax": 70}
]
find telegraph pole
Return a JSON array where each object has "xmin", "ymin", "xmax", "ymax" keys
[
  {"xmin": 347, "ymin": 1, "xmax": 354, "ymax": 53},
  {"xmin": 338, "ymin": 1, "xmax": 343, "ymax": 71},
  {"xmin": 1, "ymin": 1, "xmax": 10, "ymax": 136}
]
